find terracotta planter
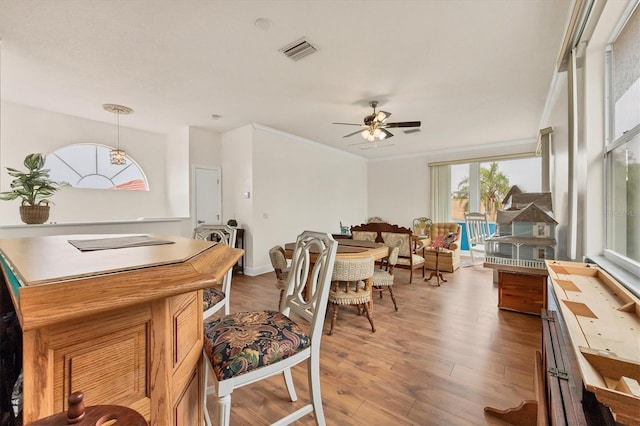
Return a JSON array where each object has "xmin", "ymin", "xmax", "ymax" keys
[{"xmin": 19, "ymin": 205, "xmax": 50, "ymax": 224}]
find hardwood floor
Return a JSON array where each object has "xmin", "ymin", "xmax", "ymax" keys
[{"xmin": 205, "ymin": 259, "xmax": 541, "ymax": 425}]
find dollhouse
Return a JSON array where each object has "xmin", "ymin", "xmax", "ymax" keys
[{"xmin": 485, "ymin": 186, "xmax": 557, "ymax": 270}]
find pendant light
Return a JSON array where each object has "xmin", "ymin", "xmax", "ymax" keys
[{"xmin": 103, "ymin": 103, "xmax": 134, "ymax": 165}]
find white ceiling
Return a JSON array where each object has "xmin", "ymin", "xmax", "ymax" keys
[{"xmin": 0, "ymin": 0, "xmax": 572, "ymax": 159}]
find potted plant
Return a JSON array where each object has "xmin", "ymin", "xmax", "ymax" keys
[
  {"xmin": 227, "ymin": 219, "xmax": 238, "ymax": 227},
  {"xmin": 0, "ymin": 153, "xmax": 67, "ymax": 224}
]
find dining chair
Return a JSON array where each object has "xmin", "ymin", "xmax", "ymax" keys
[
  {"xmin": 268, "ymin": 245, "xmax": 290, "ymax": 310},
  {"xmin": 372, "ymin": 245, "xmax": 400, "ymax": 311},
  {"xmin": 464, "ymin": 212, "xmax": 492, "ymax": 265},
  {"xmin": 193, "ymin": 224, "xmax": 238, "ymax": 318},
  {"xmin": 328, "ymin": 256, "xmax": 376, "ymax": 335},
  {"xmin": 202, "ymin": 231, "xmax": 338, "ymax": 426}
]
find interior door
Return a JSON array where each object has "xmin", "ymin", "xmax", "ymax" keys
[{"xmin": 194, "ymin": 167, "xmax": 221, "ymax": 226}]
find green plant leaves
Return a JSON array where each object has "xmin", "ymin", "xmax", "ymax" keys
[{"xmin": 0, "ymin": 153, "xmax": 65, "ymax": 206}]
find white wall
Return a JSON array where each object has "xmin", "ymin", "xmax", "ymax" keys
[
  {"xmin": 221, "ymin": 125, "xmax": 253, "ymax": 228},
  {"xmin": 189, "ymin": 126, "xmax": 222, "ymax": 166},
  {"xmin": 0, "ymin": 102, "xmax": 170, "ymax": 225},
  {"xmin": 222, "ymin": 124, "xmax": 368, "ymax": 274},
  {"xmin": 166, "ymin": 126, "xmax": 190, "ymax": 218}
]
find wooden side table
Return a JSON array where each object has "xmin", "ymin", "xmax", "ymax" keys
[{"xmin": 424, "ymin": 248, "xmax": 446, "ymax": 286}]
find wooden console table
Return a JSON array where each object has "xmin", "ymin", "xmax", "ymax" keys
[{"xmin": 0, "ymin": 234, "xmax": 242, "ymax": 425}]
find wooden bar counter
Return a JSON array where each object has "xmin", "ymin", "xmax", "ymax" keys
[{"xmin": 0, "ymin": 234, "xmax": 243, "ymax": 425}]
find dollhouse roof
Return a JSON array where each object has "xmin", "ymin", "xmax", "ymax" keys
[
  {"xmin": 501, "ymin": 185, "xmax": 523, "ymax": 205},
  {"xmin": 496, "ymin": 202, "xmax": 557, "ymax": 224},
  {"xmin": 511, "ymin": 192, "xmax": 553, "ymax": 212},
  {"xmin": 501, "ymin": 186, "xmax": 553, "ymax": 213}
]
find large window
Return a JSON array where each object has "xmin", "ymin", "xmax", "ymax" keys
[
  {"xmin": 45, "ymin": 143, "xmax": 149, "ymax": 191},
  {"xmin": 605, "ymin": 4, "xmax": 639, "ymax": 267},
  {"xmin": 450, "ymin": 157, "xmax": 541, "ymax": 222}
]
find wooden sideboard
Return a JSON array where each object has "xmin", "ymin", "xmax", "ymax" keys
[
  {"xmin": 0, "ymin": 234, "xmax": 243, "ymax": 425},
  {"xmin": 484, "ymin": 263, "xmax": 548, "ymax": 316}
]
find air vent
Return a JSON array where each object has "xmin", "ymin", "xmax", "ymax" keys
[
  {"xmin": 403, "ymin": 128, "xmax": 421, "ymax": 135},
  {"xmin": 279, "ymin": 38, "xmax": 317, "ymax": 61}
]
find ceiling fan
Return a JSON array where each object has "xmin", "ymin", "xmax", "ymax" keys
[{"xmin": 333, "ymin": 101, "xmax": 421, "ymax": 142}]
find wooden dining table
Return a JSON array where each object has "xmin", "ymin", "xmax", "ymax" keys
[
  {"xmin": 284, "ymin": 239, "xmax": 389, "ymax": 313},
  {"xmin": 283, "ymin": 239, "xmax": 389, "ymax": 262}
]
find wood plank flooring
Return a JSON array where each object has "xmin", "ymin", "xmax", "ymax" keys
[{"xmin": 205, "ymin": 259, "xmax": 541, "ymax": 425}]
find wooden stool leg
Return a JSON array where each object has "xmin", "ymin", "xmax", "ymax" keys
[{"xmin": 329, "ymin": 304, "xmax": 339, "ymax": 335}]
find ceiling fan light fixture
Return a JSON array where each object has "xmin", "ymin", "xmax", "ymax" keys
[{"xmin": 335, "ymin": 101, "xmax": 420, "ymax": 142}]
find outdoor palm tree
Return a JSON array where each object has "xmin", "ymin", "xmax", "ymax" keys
[{"xmin": 453, "ymin": 162, "xmax": 511, "ymax": 219}]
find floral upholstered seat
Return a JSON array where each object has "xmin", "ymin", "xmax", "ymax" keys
[
  {"xmin": 203, "ymin": 287, "xmax": 225, "ymax": 312},
  {"xmin": 201, "ymin": 231, "xmax": 338, "ymax": 426},
  {"xmin": 203, "ymin": 310, "xmax": 310, "ymax": 381}
]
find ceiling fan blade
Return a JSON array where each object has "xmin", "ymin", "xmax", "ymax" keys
[
  {"xmin": 381, "ymin": 128, "xmax": 394, "ymax": 139},
  {"xmin": 333, "ymin": 122, "xmax": 364, "ymax": 126},
  {"xmin": 342, "ymin": 129, "xmax": 365, "ymax": 138},
  {"xmin": 384, "ymin": 121, "xmax": 421, "ymax": 128},
  {"xmin": 378, "ymin": 111, "xmax": 391, "ymax": 122}
]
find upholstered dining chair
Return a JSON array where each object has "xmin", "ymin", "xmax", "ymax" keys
[
  {"xmin": 328, "ymin": 256, "xmax": 376, "ymax": 335},
  {"xmin": 202, "ymin": 231, "xmax": 338, "ymax": 426},
  {"xmin": 381, "ymin": 231, "xmax": 425, "ymax": 283},
  {"xmin": 268, "ymin": 245, "xmax": 290, "ymax": 310},
  {"xmin": 372, "ymin": 245, "xmax": 400, "ymax": 311},
  {"xmin": 193, "ymin": 224, "xmax": 238, "ymax": 319}
]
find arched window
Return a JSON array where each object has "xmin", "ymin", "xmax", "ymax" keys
[{"xmin": 45, "ymin": 143, "xmax": 149, "ymax": 191}]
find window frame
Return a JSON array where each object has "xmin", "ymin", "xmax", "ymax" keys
[
  {"xmin": 603, "ymin": 3, "xmax": 640, "ymax": 273},
  {"xmin": 437, "ymin": 154, "xmax": 542, "ymax": 223},
  {"xmin": 45, "ymin": 143, "xmax": 149, "ymax": 191}
]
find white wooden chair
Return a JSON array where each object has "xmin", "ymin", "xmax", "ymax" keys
[
  {"xmin": 202, "ymin": 231, "xmax": 338, "ymax": 426},
  {"xmin": 464, "ymin": 212, "xmax": 492, "ymax": 265},
  {"xmin": 193, "ymin": 224, "xmax": 238, "ymax": 318}
]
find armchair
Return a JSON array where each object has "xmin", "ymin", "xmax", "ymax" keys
[{"xmin": 424, "ymin": 222, "xmax": 461, "ymax": 272}]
